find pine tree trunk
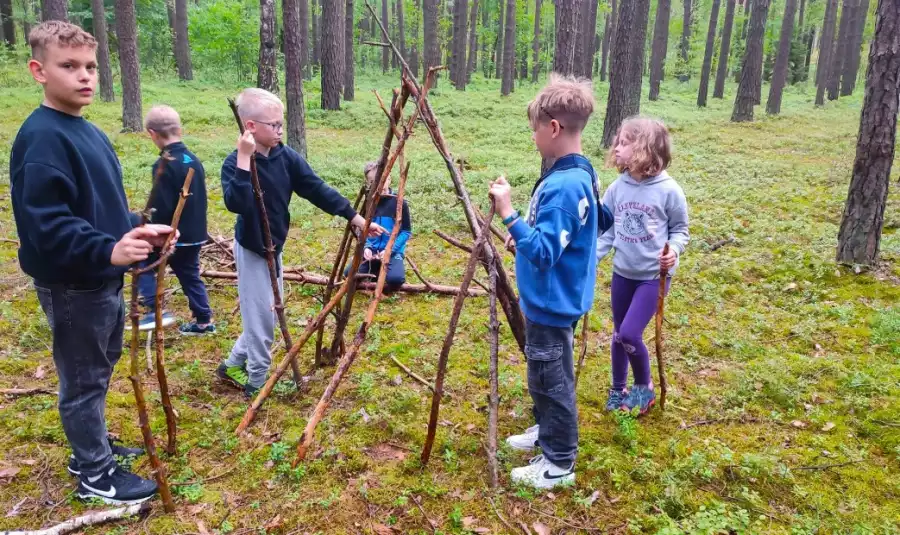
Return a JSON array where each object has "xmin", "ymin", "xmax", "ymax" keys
[
  {"xmin": 115, "ymin": 0, "xmax": 142, "ymax": 132},
  {"xmin": 714, "ymin": 0, "xmax": 736, "ymax": 98},
  {"xmin": 258, "ymin": 0, "xmax": 279, "ymax": 93},
  {"xmin": 312, "ymin": 0, "xmax": 320, "ymax": 69},
  {"xmin": 815, "ymin": 0, "xmax": 839, "ymax": 104},
  {"xmin": 585, "ymin": 0, "xmax": 600, "ymax": 77},
  {"xmin": 555, "ymin": 0, "xmax": 577, "ymax": 75},
  {"xmin": 344, "ymin": 0, "xmax": 354, "ymax": 100},
  {"xmin": 481, "ymin": 0, "xmax": 489, "ymax": 76},
  {"xmin": 842, "ymin": 0, "xmax": 870, "ymax": 95},
  {"xmin": 649, "ymin": 0, "xmax": 672, "ymax": 100},
  {"xmin": 740, "ymin": 0, "xmax": 752, "ymax": 40},
  {"xmin": 397, "ymin": 0, "xmax": 406, "ymax": 63},
  {"xmin": 836, "ymin": 0, "xmax": 899, "ymax": 266},
  {"xmin": 627, "ymin": 0, "xmax": 651, "ymax": 112},
  {"xmin": 574, "ymin": 0, "xmax": 589, "ymax": 77},
  {"xmin": 380, "ymin": 0, "xmax": 389, "ymax": 72},
  {"xmin": 828, "ymin": 0, "xmax": 854, "ymax": 99},
  {"xmin": 41, "ymin": 0, "xmax": 66, "ymax": 21},
  {"xmin": 766, "ymin": 0, "xmax": 797, "ymax": 114},
  {"xmin": 531, "ymin": 0, "xmax": 543, "ymax": 81},
  {"xmin": 751, "ymin": 0, "xmax": 769, "ymax": 103},
  {"xmin": 411, "ymin": 0, "xmax": 421, "ymax": 77},
  {"xmin": 467, "ymin": 0, "xmax": 479, "ymax": 80},
  {"xmin": 680, "ymin": 0, "xmax": 692, "ymax": 66},
  {"xmin": 424, "ymin": 0, "xmax": 439, "ymax": 72},
  {"xmin": 731, "ymin": 0, "xmax": 769, "ymax": 121},
  {"xmin": 451, "ymin": 0, "xmax": 468, "ymax": 88},
  {"xmin": 600, "ymin": 11, "xmax": 611, "ymax": 80},
  {"xmin": 698, "ymin": 0, "xmax": 722, "ymax": 106},
  {"xmin": 602, "ymin": 0, "xmax": 636, "ymax": 146},
  {"xmin": 284, "ymin": 0, "xmax": 307, "ymax": 156},
  {"xmin": 299, "ymin": 0, "xmax": 309, "ymax": 78},
  {"xmin": 174, "ymin": 0, "xmax": 193, "ymax": 80},
  {"xmin": 798, "ymin": 0, "xmax": 806, "ymax": 29},
  {"xmin": 90, "ymin": 0, "xmax": 114, "ymax": 101},
  {"xmin": 1, "ymin": 0, "xmax": 14, "ymax": 47},
  {"xmin": 501, "ymin": 0, "xmax": 516, "ymax": 94},
  {"xmin": 495, "ymin": 0, "xmax": 505, "ymax": 78},
  {"xmin": 321, "ymin": 0, "xmax": 341, "ymax": 109}
]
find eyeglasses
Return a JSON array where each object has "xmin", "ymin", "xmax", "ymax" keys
[
  {"xmin": 254, "ymin": 120, "xmax": 284, "ymax": 132},
  {"xmin": 541, "ymin": 106, "xmax": 565, "ymax": 129}
]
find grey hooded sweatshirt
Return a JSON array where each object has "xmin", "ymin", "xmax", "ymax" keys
[{"xmin": 596, "ymin": 170, "xmax": 690, "ymax": 280}]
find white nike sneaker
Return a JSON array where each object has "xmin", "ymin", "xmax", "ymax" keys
[
  {"xmin": 505, "ymin": 424, "xmax": 540, "ymax": 451},
  {"xmin": 77, "ymin": 464, "xmax": 158, "ymax": 505},
  {"xmin": 510, "ymin": 454, "xmax": 575, "ymax": 490}
]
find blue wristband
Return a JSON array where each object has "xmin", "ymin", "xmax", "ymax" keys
[{"xmin": 502, "ymin": 210, "xmax": 520, "ymax": 226}]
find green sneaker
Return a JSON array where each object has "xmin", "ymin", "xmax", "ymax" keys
[{"xmin": 217, "ymin": 363, "xmax": 248, "ymax": 390}]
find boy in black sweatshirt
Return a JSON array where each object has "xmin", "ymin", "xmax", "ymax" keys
[
  {"xmin": 134, "ymin": 105, "xmax": 214, "ymax": 335},
  {"xmin": 218, "ymin": 88, "xmax": 384, "ymax": 397},
  {"xmin": 9, "ymin": 21, "xmax": 169, "ymax": 505}
]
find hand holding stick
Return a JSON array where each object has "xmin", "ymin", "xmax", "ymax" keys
[{"xmin": 655, "ymin": 243, "xmax": 670, "ymax": 410}]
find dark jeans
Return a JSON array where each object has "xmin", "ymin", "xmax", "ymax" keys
[
  {"xmin": 348, "ymin": 254, "xmax": 406, "ymax": 291},
  {"xmin": 138, "ymin": 245, "xmax": 211, "ymax": 323},
  {"xmin": 525, "ymin": 318, "xmax": 578, "ymax": 467},
  {"xmin": 34, "ymin": 278, "xmax": 125, "ymax": 476}
]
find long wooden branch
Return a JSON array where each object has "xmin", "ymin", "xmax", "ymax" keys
[
  {"xmin": 486, "ymin": 255, "xmax": 500, "ymax": 489},
  {"xmin": 4, "ymin": 502, "xmax": 151, "ymax": 535},
  {"xmin": 293, "ymin": 159, "xmax": 413, "ymax": 465},
  {"xmin": 421, "ymin": 204, "xmax": 496, "ymax": 465},
  {"xmin": 656, "ymin": 242, "xmax": 670, "ymax": 410},
  {"xmin": 226, "ymin": 98, "xmax": 302, "ymax": 389},
  {"xmin": 575, "ymin": 313, "xmax": 589, "ymax": 389},
  {"xmin": 389, "ymin": 355, "xmax": 436, "ymax": 392},
  {"xmin": 152, "ymin": 167, "xmax": 194, "ymax": 455}
]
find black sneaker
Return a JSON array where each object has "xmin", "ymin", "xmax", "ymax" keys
[
  {"xmin": 76, "ymin": 464, "xmax": 158, "ymax": 505},
  {"xmin": 68, "ymin": 438, "xmax": 146, "ymax": 476},
  {"xmin": 244, "ymin": 382, "xmax": 261, "ymax": 400},
  {"xmin": 180, "ymin": 321, "xmax": 217, "ymax": 336}
]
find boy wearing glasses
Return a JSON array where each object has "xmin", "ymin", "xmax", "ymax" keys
[{"xmin": 218, "ymin": 88, "xmax": 384, "ymax": 398}]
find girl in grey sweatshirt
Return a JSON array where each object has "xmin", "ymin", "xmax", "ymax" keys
[{"xmin": 597, "ymin": 117, "xmax": 690, "ymax": 415}]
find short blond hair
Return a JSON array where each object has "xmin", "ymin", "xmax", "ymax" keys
[
  {"xmin": 526, "ymin": 73, "xmax": 595, "ymax": 133},
  {"xmin": 606, "ymin": 116, "xmax": 672, "ymax": 178},
  {"xmin": 29, "ymin": 21, "xmax": 97, "ymax": 61},
  {"xmin": 144, "ymin": 105, "xmax": 182, "ymax": 138},
  {"xmin": 235, "ymin": 88, "xmax": 284, "ymax": 120}
]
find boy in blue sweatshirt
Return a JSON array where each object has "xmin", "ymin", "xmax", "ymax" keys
[
  {"xmin": 218, "ymin": 88, "xmax": 383, "ymax": 397},
  {"xmin": 134, "ymin": 105, "xmax": 214, "ymax": 335},
  {"xmin": 9, "ymin": 21, "xmax": 169, "ymax": 504},
  {"xmin": 489, "ymin": 74, "xmax": 604, "ymax": 490}
]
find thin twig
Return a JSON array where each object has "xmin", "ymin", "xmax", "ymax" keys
[
  {"xmin": 411, "ymin": 496, "xmax": 436, "ymax": 535},
  {"xmin": 389, "ymin": 355, "xmax": 435, "ymax": 392},
  {"xmin": 528, "ymin": 505, "xmax": 602, "ymax": 532},
  {"xmin": 0, "ymin": 387, "xmax": 53, "ymax": 397},
  {"xmin": 708, "ymin": 235, "xmax": 736, "ymax": 252},
  {"xmin": 795, "ymin": 459, "xmax": 866, "ymax": 471},
  {"xmin": 488, "ymin": 498, "xmax": 516, "ymax": 534},
  {"xmin": 404, "ymin": 255, "xmax": 435, "ymax": 290},
  {"xmin": 170, "ymin": 465, "xmax": 238, "ymax": 487}
]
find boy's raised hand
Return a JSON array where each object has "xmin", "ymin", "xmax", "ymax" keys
[
  {"xmin": 489, "ymin": 175, "xmax": 514, "ymax": 220},
  {"xmin": 659, "ymin": 246, "xmax": 678, "ymax": 271},
  {"xmin": 351, "ymin": 214, "xmax": 386, "ymax": 237},
  {"xmin": 237, "ymin": 130, "xmax": 256, "ymax": 156}
]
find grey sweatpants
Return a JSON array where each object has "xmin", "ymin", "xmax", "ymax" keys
[{"xmin": 224, "ymin": 241, "xmax": 284, "ymax": 388}]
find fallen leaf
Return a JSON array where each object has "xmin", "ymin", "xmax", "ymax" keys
[
  {"xmin": 803, "ymin": 403, "xmax": 813, "ymax": 411},
  {"xmin": 465, "ymin": 423, "xmax": 476, "ymax": 431},
  {"xmin": 821, "ymin": 422, "xmax": 836, "ymax": 432},
  {"xmin": 440, "ymin": 419, "xmax": 453, "ymax": 426},
  {"xmin": 783, "ymin": 282, "xmax": 798, "ymax": 292},
  {"xmin": 34, "ymin": 365, "xmax": 46, "ymax": 379},
  {"xmin": 391, "ymin": 374, "xmax": 402, "ymax": 386},
  {"xmin": 196, "ymin": 520, "xmax": 211, "ymax": 535},
  {"xmin": 359, "ymin": 408, "xmax": 371, "ymax": 424},
  {"xmin": 0, "ymin": 467, "xmax": 21, "ymax": 482},
  {"xmin": 372, "ymin": 523, "xmax": 396, "ymax": 535},
  {"xmin": 608, "ymin": 495, "xmax": 621, "ymax": 504},
  {"xmin": 19, "ymin": 459, "xmax": 37, "ymax": 466},
  {"xmin": 462, "ymin": 515, "xmax": 477, "ymax": 528},
  {"xmin": 264, "ymin": 514, "xmax": 283, "ymax": 531},
  {"xmin": 472, "ymin": 528, "xmax": 492, "ymax": 534},
  {"xmin": 586, "ymin": 490, "xmax": 601, "ymax": 506},
  {"xmin": 791, "ymin": 420, "xmax": 807, "ymax": 429},
  {"xmin": 532, "ymin": 521, "xmax": 551, "ymax": 535},
  {"xmin": 365, "ymin": 443, "xmax": 407, "ymax": 462},
  {"xmin": 822, "ymin": 450, "xmax": 832, "ymax": 457},
  {"xmin": 546, "ymin": 492, "xmax": 556, "ymax": 500},
  {"xmin": 5, "ymin": 498, "xmax": 27, "ymax": 517},
  {"xmin": 264, "ymin": 460, "xmax": 274, "ymax": 469},
  {"xmin": 186, "ymin": 503, "xmax": 209, "ymax": 516}
]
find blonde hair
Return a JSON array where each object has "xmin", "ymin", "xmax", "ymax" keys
[
  {"xmin": 526, "ymin": 73, "xmax": 595, "ymax": 132},
  {"xmin": 29, "ymin": 21, "xmax": 97, "ymax": 61},
  {"xmin": 235, "ymin": 88, "xmax": 284, "ymax": 120},
  {"xmin": 606, "ymin": 116, "xmax": 672, "ymax": 178},
  {"xmin": 144, "ymin": 105, "xmax": 182, "ymax": 138}
]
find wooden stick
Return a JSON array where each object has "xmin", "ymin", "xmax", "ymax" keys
[
  {"xmin": 404, "ymin": 255, "xmax": 435, "ymax": 291},
  {"xmin": 434, "ymin": 229, "xmax": 475, "ymax": 254},
  {"xmin": 127, "ymin": 218, "xmax": 174, "ymax": 512},
  {"xmin": 389, "ymin": 355, "xmax": 435, "ymax": 392},
  {"xmin": 3, "ymin": 502, "xmax": 150, "ymax": 535},
  {"xmin": 575, "ymin": 313, "xmax": 589, "ymax": 388},
  {"xmin": 486, "ymin": 256, "xmax": 500, "ymax": 489},
  {"xmin": 656, "ymin": 242, "xmax": 670, "ymax": 411},
  {"xmin": 293, "ymin": 152, "xmax": 413, "ymax": 465},
  {"xmin": 200, "ymin": 269, "xmax": 484, "ymax": 296},
  {"xmin": 421, "ymin": 204, "xmax": 496, "ymax": 465},
  {"xmin": 708, "ymin": 235, "xmax": 736, "ymax": 251},
  {"xmin": 153, "ymin": 168, "xmax": 194, "ymax": 455},
  {"xmin": 226, "ymin": 98, "xmax": 302, "ymax": 389},
  {"xmin": 0, "ymin": 387, "xmax": 53, "ymax": 397}
]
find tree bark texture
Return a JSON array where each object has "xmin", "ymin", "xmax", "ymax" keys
[
  {"xmin": 766, "ymin": 0, "xmax": 798, "ymax": 114},
  {"xmin": 626, "ymin": 0, "xmax": 651, "ymax": 113},
  {"xmin": 828, "ymin": 0, "xmax": 854, "ymax": 99},
  {"xmin": 284, "ymin": 0, "xmax": 307, "ymax": 156},
  {"xmin": 600, "ymin": 10, "xmax": 612, "ymax": 80},
  {"xmin": 602, "ymin": 0, "xmax": 636, "ymax": 146},
  {"xmin": 424, "ymin": 0, "xmax": 440, "ymax": 71},
  {"xmin": 312, "ymin": 0, "xmax": 320, "ymax": 68},
  {"xmin": 1, "ymin": 0, "xmax": 14, "ymax": 47},
  {"xmin": 836, "ymin": 0, "xmax": 899, "ymax": 266},
  {"xmin": 584, "ymin": 0, "xmax": 600, "ymax": 77},
  {"xmin": 816, "ymin": 0, "xmax": 839, "ymax": 104},
  {"xmin": 467, "ymin": 0, "xmax": 480, "ymax": 80},
  {"xmin": 174, "ymin": 0, "xmax": 193, "ymax": 80},
  {"xmin": 698, "ymin": 0, "xmax": 722, "ymax": 107},
  {"xmin": 574, "ymin": 0, "xmax": 589, "ymax": 77},
  {"xmin": 713, "ymin": 0, "xmax": 737, "ymax": 98},
  {"xmin": 382, "ymin": 0, "xmax": 390, "ymax": 72},
  {"xmin": 532, "ymin": 0, "xmax": 543, "ymax": 81},
  {"xmin": 115, "ymin": 0, "xmax": 142, "ymax": 132},
  {"xmin": 680, "ymin": 0, "xmax": 692, "ymax": 63},
  {"xmin": 41, "ymin": 0, "xmax": 66, "ymax": 20},
  {"xmin": 495, "ymin": 0, "xmax": 504, "ymax": 78},
  {"xmin": 321, "ymin": 0, "xmax": 342, "ymax": 109},
  {"xmin": 501, "ymin": 0, "xmax": 516, "ymax": 94},
  {"xmin": 90, "ymin": 0, "xmax": 114, "ymax": 101},
  {"xmin": 397, "ymin": 0, "xmax": 406, "ymax": 63},
  {"xmin": 731, "ymin": 0, "xmax": 769, "ymax": 121},
  {"xmin": 842, "ymin": 0, "xmax": 871, "ymax": 95},
  {"xmin": 299, "ymin": 0, "xmax": 310, "ymax": 78},
  {"xmin": 451, "ymin": 0, "xmax": 468, "ymax": 88},
  {"xmin": 555, "ymin": 0, "xmax": 578, "ymax": 75},
  {"xmin": 344, "ymin": 0, "xmax": 355, "ymax": 100},
  {"xmin": 649, "ymin": 0, "xmax": 672, "ymax": 100},
  {"xmin": 258, "ymin": 0, "xmax": 279, "ymax": 93}
]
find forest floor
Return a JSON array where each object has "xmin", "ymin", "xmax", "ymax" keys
[{"xmin": 0, "ymin": 67, "xmax": 898, "ymax": 534}]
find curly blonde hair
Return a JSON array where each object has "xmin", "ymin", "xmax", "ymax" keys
[{"xmin": 606, "ymin": 116, "xmax": 672, "ymax": 178}]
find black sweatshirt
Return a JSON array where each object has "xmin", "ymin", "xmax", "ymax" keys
[
  {"xmin": 147, "ymin": 141, "xmax": 208, "ymax": 245},
  {"xmin": 220, "ymin": 143, "xmax": 356, "ymax": 257},
  {"xmin": 9, "ymin": 106, "xmax": 137, "ymax": 285}
]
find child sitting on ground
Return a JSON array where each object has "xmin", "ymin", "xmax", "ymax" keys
[
  {"xmin": 598, "ymin": 117, "xmax": 690, "ymax": 415},
  {"xmin": 134, "ymin": 105, "xmax": 214, "ymax": 335}
]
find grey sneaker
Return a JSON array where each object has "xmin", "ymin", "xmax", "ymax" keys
[
  {"xmin": 621, "ymin": 384, "xmax": 656, "ymax": 416},
  {"xmin": 605, "ymin": 388, "xmax": 628, "ymax": 412}
]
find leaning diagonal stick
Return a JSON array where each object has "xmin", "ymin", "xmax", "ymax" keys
[
  {"xmin": 656, "ymin": 242, "xmax": 670, "ymax": 410},
  {"xmin": 575, "ymin": 313, "xmax": 589, "ymax": 388},
  {"xmin": 421, "ymin": 203, "xmax": 497, "ymax": 465},
  {"xmin": 226, "ymin": 98, "xmax": 302, "ymax": 389},
  {"xmin": 293, "ymin": 160, "xmax": 411, "ymax": 465},
  {"xmin": 153, "ymin": 168, "xmax": 194, "ymax": 455},
  {"xmin": 486, "ymin": 254, "xmax": 500, "ymax": 489},
  {"xmin": 128, "ymin": 218, "xmax": 175, "ymax": 513}
]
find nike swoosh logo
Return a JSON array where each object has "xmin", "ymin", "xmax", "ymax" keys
[
  {"xmin": 542, "ymin": 470, "xmax": 573, "ymax": 480},
  {"xmin": 87, "ymin": 473, "xmax": 103, "ymax": 483},
  {"xmin": 82, "ymin": 482, "xmax": 117, "ymax": 498}
]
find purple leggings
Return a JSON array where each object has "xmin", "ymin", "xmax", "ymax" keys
[{"xmin": 610, "ymin": 273, "xmax": 670, "ymax": 391}]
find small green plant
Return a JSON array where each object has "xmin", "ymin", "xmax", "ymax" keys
[
  {"xmin": 173, "ymin": 482, "xmax": 204, "ymax": 503},
  {"xmin": 269, "ymin": 441, "xmax": 289, "ymax": 463},
  {"xmin": 448, "ymin": 505, "xmax": 464, "ymax": 529},
  {"xmin": 355, "ymin": 372, "xmax": 376, "ymax": 397},
  {"xmin": 612, "ymin": 411, "xmax": 639, "ymax": 454}
]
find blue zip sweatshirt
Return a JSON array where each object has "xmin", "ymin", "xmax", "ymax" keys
[
  {"xmin": 364, "ymin": 190, "xmax": 412, "ymax": 256},
  {"xmin": 10, "ymin": 105, "xmax": 136, "ymax": 285},
  {"xmin": 508, "ymin": 154, "xmax": 600, "ymax": 328}
]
